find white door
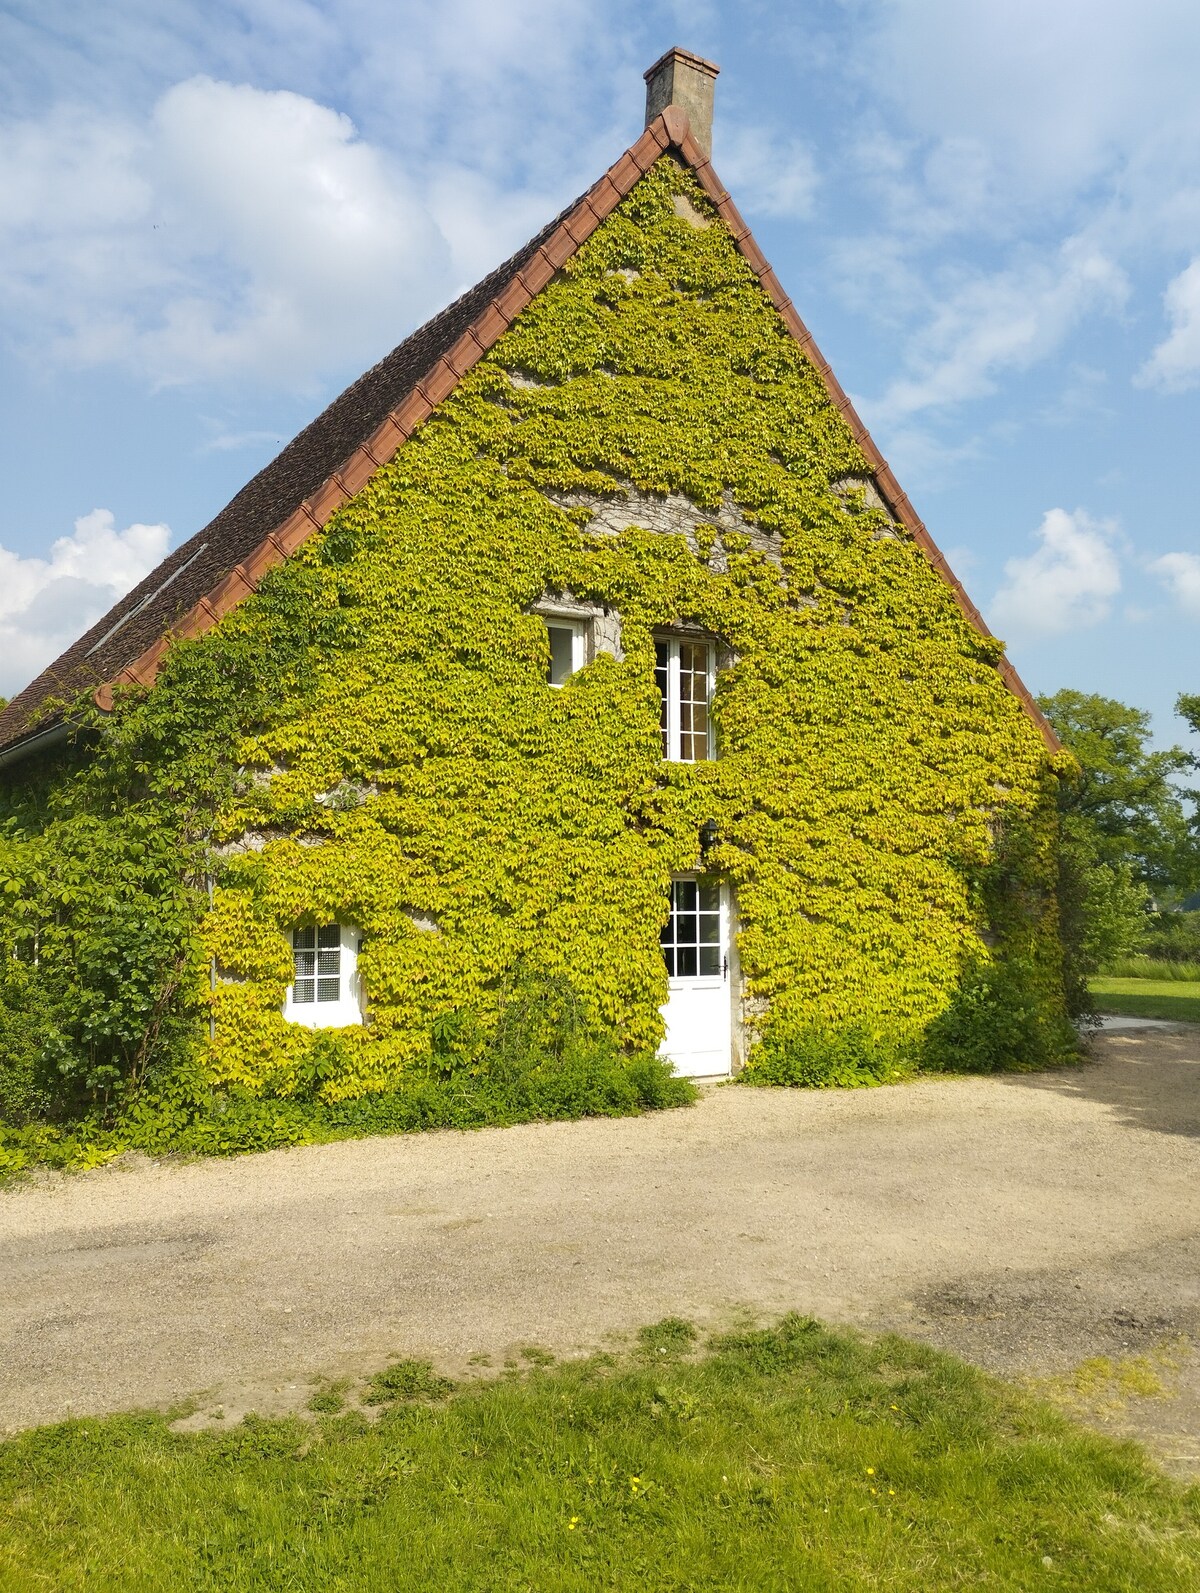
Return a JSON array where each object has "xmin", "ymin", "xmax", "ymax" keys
[{"xmin": 659, "ymin": 877, "xmax": 732, "ymax": 1079}]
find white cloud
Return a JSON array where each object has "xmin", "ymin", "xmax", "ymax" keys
[
  {"xmin": 0, "ymin": 77, "xmax": 452, "ymax": 388},
  {"xmin": 865, "ymin": 241, "xmax": 1129, "ymax": 425},
  {"xmin": 835, "ymin": 0, "xmax": 1200, "ymax": 435},
  {"xmin": 989, "ymin": 508, "xmax": 1121, "ymax": 637},
  {"xmin": 717, "ymin": 127, "xmax": 818, "ymax": 220},
  {"xmin": 1137, "ymin": 259, "xmax": 1200, "ymax": 392},
  {"xmin": 865, "ymin": 0, "xmax": 1200, "ymax": 208},
  {"xmin": 0, "ymin": 511, "xmax": 170, "ymax": 698},
  {"xmin": 1149, "ymin": 550, "xmax": 1200, "ymax": 617}
]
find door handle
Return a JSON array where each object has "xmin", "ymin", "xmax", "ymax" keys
[{"xmin": 722, "ymin": 954, "xmax": 728, "ymax": 979}]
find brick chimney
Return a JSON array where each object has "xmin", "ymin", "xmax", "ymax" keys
[{"xmin": 643, "ymin": 47, "xmax": 720, "ymax": 158}]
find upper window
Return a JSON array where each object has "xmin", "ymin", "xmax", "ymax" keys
[
  {"xmin": 285, "ymin": 923, "xmax": 363, "ymax": 1028},
  {"xmin": 545, "ymin": 618, "xmax": 587, "ymax": 687},
  {"xmin": 655, "ymin": 637, "xmax": 714, "ymax": 762}
]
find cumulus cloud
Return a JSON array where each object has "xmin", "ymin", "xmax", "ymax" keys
[
  {"xmin": 866, "ymin": 242, "xmax": 1129, "ymax": 425},
  {"xmin": 864, "ymin": 0, "xmax": 1200, "ymax": 208},
  {"xmin": 1149, "ymin": 550, "xmax": 1200, "ymax": 616},
  {"xmin": 718, "ymin": 127, "xmax": 818, "ymax": 219},
  {"xmin": 989, "ymin": 508, "xmax": 1121, "ymax": 637},
  {"xmin": 837, "ymin": 0, "xmax": 1200, "ymax": 437},
  {"xmin": 1137, "ymin": 259, "xmax": 1200, "ymax": 392},
  {"xmin": 0, "ymin": 77, "xmax": 452, "ymax": 388},
  {"xmin": 0, "ymin": 511, "xmax": 170, "ymax": 698}
]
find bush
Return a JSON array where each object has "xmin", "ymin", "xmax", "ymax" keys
[
  {"xmin": 921, "ymin": 957, "xmax": 1078, "ymax": 1075},
  {"xmin": 1136, "ymin": 909, "xmax": 1200, "ymax": 964},
  {"xmin": 0, "ymin": 964, "xmax": 61, "ymax": 1123},
  {"xmin": 742, "ymin": 954, "xmax": 1080, "ymax": 1091},
  {"xmin": 742, "ymin": 1023, "xmax": 917, "ymax": 1088},
  {"xmin": 0, "ymin": 967, "xmax": 695, "ymax": 1178}
]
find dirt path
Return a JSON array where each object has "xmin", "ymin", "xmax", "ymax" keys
[{"xmin": 3, "ymin": 1029, "xmax": 1198, "ymax": 1473}]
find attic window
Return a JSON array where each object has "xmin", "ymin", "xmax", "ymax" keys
[
  {"xmin": 285, "ymin": 924, "xmax": 363, "ymax": 1028},
  {"xmin": 656, "ymin": 637, "xmax": 714, "ymax": 761},
  {"xmin": 544, "ymin": 618, "xmax": 587, "ymax": 686}
]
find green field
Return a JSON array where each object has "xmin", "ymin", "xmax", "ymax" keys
[
  {"xmin": 1, "ymin": 1316, "xmax": 1197, "ymax": 1592},
  {"xmin": 1090, "ymin": 977, "xmax": 1200, "ymax": 1024}
]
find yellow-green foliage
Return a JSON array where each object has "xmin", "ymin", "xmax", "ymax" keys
[{"xmin": 152, "ymin": 157, "xmax": 1065, "ymax": 1096}]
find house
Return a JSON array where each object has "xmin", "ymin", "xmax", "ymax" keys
[{"xmin": 0, "ymin": 51, "xmax": 1068, "ymax": 1093}]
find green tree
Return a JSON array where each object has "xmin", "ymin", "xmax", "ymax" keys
[
  {"xmin": 1038, "ymin": 691, "xmax": 1199, "ymax": 977},
  {"xmin": 1039, "ymin": 691, "xmax": 1197, "ymax": 895}
]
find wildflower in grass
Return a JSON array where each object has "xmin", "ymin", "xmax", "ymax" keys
[
  {"xmin": 865, "ymin": 1467, "xmax": 875, "ymax": 1476},
  {"xmin": 567, "ymin": 1517, "xmax": 580, "ymax": 1531}
]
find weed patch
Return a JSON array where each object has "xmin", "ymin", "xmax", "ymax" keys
[
  {"xmin": 362, "ymin": 1360, "xmax": 455, "ymax": 1406},
  {"xmin": 1, "ymin": 1315, "xmax": 1197, "ymax": 1591}
]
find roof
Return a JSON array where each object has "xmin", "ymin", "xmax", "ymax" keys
[{"xmin": 0, "ymin": 106, "xmax": 1058, "ymax": 757}]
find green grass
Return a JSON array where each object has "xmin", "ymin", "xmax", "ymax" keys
[
  {"xmin": 1, "ymin": 1316, "xmax": 1197, "ymax": 1591},
  {"xmin": 1090, "ymin": 976, "xmax": 1200, "ymax": 1023},
  {"xmin": 1102, "ymin": 957, "xmax": 1200, "ymax": 982}
]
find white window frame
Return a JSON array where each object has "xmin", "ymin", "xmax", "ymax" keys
[
  {"xmin": 284, "ymin": 923, "xmax": 363, "ymax": 1028},
  {"xmin": 544, "ymin": 616, "xmax": 588, "ymax": 687},
  {"xmin": 656, "ymin": 635, "xmax": 716, "ymax": 762}
]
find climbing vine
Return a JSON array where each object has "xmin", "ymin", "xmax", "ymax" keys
[{"xmin": 0, "ymin": 156, "xmax": 1074, "ymax": 1121}]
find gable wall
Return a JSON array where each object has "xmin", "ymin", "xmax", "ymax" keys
[{"xmin": 41, "ymin": 159, "xmax": 1067, "ymax": 1096}]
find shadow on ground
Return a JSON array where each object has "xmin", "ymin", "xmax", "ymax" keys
[{"xmin": 993, "ymin": 1027, "xmax": 1200, "ymax": 1140}]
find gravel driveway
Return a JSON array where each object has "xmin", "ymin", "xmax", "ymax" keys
[{"xmin": 3, "ymin": 1028, "xmax": 1198, "ymax": 1472}]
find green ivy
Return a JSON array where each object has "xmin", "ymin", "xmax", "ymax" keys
[{"xmin": 0, "ymin": 156, "xmax": 1073, "ymax": 1123}]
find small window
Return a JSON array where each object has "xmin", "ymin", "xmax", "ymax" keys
[
  {"xmin": 545, "ymin": 618, "xmax": 586, "ymax": 686},
  {"xmin": 286, "ymin": 924, "xmax": 363, "ymax": 1028},
  {"xmin": 655, "ymin": 636, "xmax": 714, "ymax": 761}
]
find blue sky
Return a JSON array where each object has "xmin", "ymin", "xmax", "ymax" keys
[{"xmin": 1, "ymin": 0, "xmax": 1197, "ymax": 747}]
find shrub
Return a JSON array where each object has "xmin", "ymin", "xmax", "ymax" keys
[
  {"xmin": 0, "ymin": 967, "xmax": 695, "ymax": 1178},
  {"xmin": 742, "ymin": 1023, "xmax": 918, "ymax": 1088},
  {"xmin": 1136, "ymin": 909, "xmax": 1200, "ymax": 964},
  {"xmin": 921, "ymin": 956, "xmax": 1078, "ymax": 1075}
]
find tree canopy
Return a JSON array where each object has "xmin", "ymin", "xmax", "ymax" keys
[{"xmin": 1038, "ymin": 689, "xmax": 1198, "ymax": 902}]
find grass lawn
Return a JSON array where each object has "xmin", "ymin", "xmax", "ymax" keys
[
  {"xmin": 1090, "ymin": 976, "xmax": 1200, "ymax": 1024},
  {"xmin": 1, "ymin": 1317, "xmax": 1197, "ymax": 1592}
]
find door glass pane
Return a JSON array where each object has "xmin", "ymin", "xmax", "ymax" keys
[
  {"xmin": 698, "ymin": 882, "xmax": 720, "ymax": 916},
  {"xmin": 662, "ymin": 879, "xmax": 722, "ymax": 980}
]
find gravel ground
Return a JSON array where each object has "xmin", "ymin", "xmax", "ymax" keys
[{"xmin": 2, "ymin": 1028, "xmax": 1198, "ymax": 1473}]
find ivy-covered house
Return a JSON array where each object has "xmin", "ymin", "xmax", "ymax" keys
[{"xmin": 0, "ymin": 51, "xmax": 1072, "ymax": 1108}]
